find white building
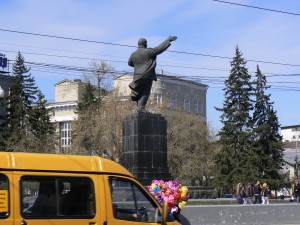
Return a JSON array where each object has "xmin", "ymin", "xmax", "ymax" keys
[
  {"xmin": 114, "ymin": 73, "xmax": 208, "ymax": 119},
  {"xmin": 47, "ymin": 79, "xmax": 85, "ymax": 153},
  {"xmin": 280, "ymin": 124, "xmax": 300, "ymax": 183},
  {"xmin": 281, "ymin": 124, "xmax": 300, "ymax": 142}
]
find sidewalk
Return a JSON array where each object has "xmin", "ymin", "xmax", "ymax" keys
[{"xmin": 180, "ymin": 203, "xmax": 300, "ymax": 225}]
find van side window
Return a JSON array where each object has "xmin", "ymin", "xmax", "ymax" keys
[
  {"xmin": 21, "ymin": 177, "xmax": 95, "ymax": 218},
  {"xmin": 0, "ymin": 174, "xmax": 9, "ymax": 218},
  {"xmin": 60, "ymin": 178, "xmax": 95, "ymax": 216},
  {"xmin": 109, "ymin": 177, "xmax": 161, "ymax": 223}
]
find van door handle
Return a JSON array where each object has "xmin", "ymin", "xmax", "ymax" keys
[
  {"xmin": 89, "ymin": 222, "xmax": 97, "ymax": 225},
  {"xmin": 21, "ymin": 219, "xmax": 27, "ymax": 225}
]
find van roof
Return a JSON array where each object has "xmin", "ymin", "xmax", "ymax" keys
[{"xmin": 0, "ymin": 152, "xmax": 133, "ymax": 177}]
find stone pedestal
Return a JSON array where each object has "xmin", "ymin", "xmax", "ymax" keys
[{"xmin": 122, "ymin": 112, "xmax": 171, "ymax": 185}]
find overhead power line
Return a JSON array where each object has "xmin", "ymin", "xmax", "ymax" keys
[
  {"xmin": 4, "ymin": 48, "xmax": 300, "ymax": 77},
  {"xmin": 211, "ymin": 0, "xmax": 300, "ymax": 16},
  {"xmin": 0, "ymin": 28, "xmax": 136, "ymax": 48},
  {"xmin": 1, "ymin": 28, "xmax": 300, "ymax": 67},
  {"xmin": 6, "ymin": 49, "xmax": 300, "ymax": 81},
  {"xmin": 8, "ymin": 58, "xmax": 300, "ymax": 92}
]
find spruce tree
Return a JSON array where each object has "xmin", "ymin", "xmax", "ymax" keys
[
  {"xmin": 252, "ymin": 65, "xmax": 284, "ymax": 188},
  {"xmin": 30, "ymin": 91, "xmax": 55, "ymax": 152},
  {"xmin": 73, "ymin": 81, "xmax": 101, "ymax": 155},
  {"xmin": 0, "ymin": 95, "xmax": 8, "ymax": 150},
  {"xmin": 213, "ymin": 46, "xmax": 255, "ymax": 192},
  {"xmin": 77, "ymin": 81, "xmax": 98, "ymax": 112},
  {"xmin": 4, "ymin": 52, "xmax": 38, "ymax": 151}
]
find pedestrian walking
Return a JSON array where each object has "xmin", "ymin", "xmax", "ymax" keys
[
  {"xmin": 261, "ymin": 183, "xmax": 269, "ymax": 204},
  {"xmin": 245, "ymin": 182, "xmax": 254, "ymax": 204},
  {"xmin": 236, "ymin": 183, "xmax": 244, "ymax": 204},
  {"xmin": 292, "ymin": 179, "xmax": 300, "ymax": 203},
  {"xmin": 253, "ymin": 181, "xmax": 262, "ymax": 204}
]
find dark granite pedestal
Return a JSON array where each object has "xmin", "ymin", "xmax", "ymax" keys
[{"xmin": 122, "ymin": 112, "xmax": 171, "ymax": 185}]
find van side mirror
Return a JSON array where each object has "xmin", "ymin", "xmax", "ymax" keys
[{"xmin": 161, "ymin": 202, "xmax": 168, "ymax": 225}]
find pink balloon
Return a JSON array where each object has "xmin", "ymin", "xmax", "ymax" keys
[
  {"xmin": 163, "ymin": 196, "xmax": 169, "ymax": 203},
  {"xmin": 169, "ymin": 195, "xmax": 175, "ymax": 204}
]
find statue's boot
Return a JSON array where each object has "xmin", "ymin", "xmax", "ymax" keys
[{"xmin": 137, "ymin": 94, "xmax": 149, "ymax": 112}]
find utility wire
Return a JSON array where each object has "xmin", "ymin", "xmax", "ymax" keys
[
  {"xmin": 1, "ymin": 28, "xmax": 300, "ymax": 67},
  {"xmin": 5, "ymin": 47, "xmax": 300, "ymax": 86},
  {"xmin": 8, "ymin": 56, "xmax": 300, "ymax": 83},
  {"xmin": 5, "ymin": 50, "xmax": 300, "ymax": 91},
  {"xmin": 1, "ymin": 49, "xmax": 233, "ymax": 73},
  {"xmin": 3, "ymin": 48, "xmax": 300, "ymax": 76},
  {"xmin": 25, "ymin": 66, "xmax": 300, "ymax": 92},
  {"xmin": 0, "ymin": 28, "xmax": 136, "ymax": 49},
  {"xmin": 7, "ymin": 61, "xmax": 300, "ymax": 92},
  {"xmin": 4, "ymin": 41, "xmax": 280, "ymax": 73},
  {"xmin": 211, "ymin": 0, "xmax": 300, "ymax": 17}
]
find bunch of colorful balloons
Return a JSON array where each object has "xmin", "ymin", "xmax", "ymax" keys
[{"xmin": 148, "ymin": 179, "xmax": 189, "ymax": 215}]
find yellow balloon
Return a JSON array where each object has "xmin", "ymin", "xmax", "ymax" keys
[
  {"xmin": 151, "ymin": 183, "xmax": 156, "ymax": 190},
  {"xmin": 181, "ymin": 186, "xmax": 188, "ymax": 193},
  {"xmin": 181, "ymin": 193, "xmax": 186, "ymax": 199},
  {"xmin": 179, "ymin": 201, "xmax": 186, "ymax": 209}
]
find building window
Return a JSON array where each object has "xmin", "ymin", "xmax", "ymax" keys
[
  {"xmin": 183, "ymin": 97, "xmax": 190, "ymax": 112},
  {"xmin": 169, "ymin": 93, "xmax": 177, "ymax": 109},
  {"xmin": 60, "ymin": 122, "xmax": 72, "ymax": 153},
  {"xmin": 153, "ymin": 90, "xmax": 162, "ymax": 105},
  {"xmin": 194, "ymin": 99, "xmax": 203, "ymax": 114}
]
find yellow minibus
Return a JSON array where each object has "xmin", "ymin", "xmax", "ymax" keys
[{"xmin": 0, "ymin": 152, "xmax": 180, "ymax": 225}]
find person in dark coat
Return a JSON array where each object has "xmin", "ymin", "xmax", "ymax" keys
[
  {"xmin": 128, "ymin": 36, "xmax": 177, "ymax": 112},
  {"xmin": 292, "ymin": 179, "xmax": 300, "ymax": 203},
  {"xmin": 253, "ymin": 180, "xmax": 262, "ymax": 204}
]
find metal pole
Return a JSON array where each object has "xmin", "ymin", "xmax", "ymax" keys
[{"xmin": 295, "ymin": 155, "xmax": 298, "ymax": 179}]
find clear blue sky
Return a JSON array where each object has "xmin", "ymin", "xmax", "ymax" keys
[{"xmin": 1, "ymin": 0, "xmax": 300, "ymax": 131}]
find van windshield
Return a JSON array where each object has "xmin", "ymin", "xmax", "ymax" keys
[
  {"xmin": 109, "ymin": 177, "xmax": 163, "ymax": 223},
  {"xmin": 0, "ymin": 174, "xmax": 9, "ymax": 218}
]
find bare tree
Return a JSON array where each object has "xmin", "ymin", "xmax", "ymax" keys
[
  {"xmin": 72, "ymin": 91, "xmax": 135, "ymax": 161},
  {"xmin": 145, "ymin": 99, "xmax": 218, "ymax": 186},
  {"xmin": 72, "ymin": 60, "xmax": 135, "ymax": 161},
  {"xmin": 83, "ymin": 59, "xmax": 115, "ymax": 95}
]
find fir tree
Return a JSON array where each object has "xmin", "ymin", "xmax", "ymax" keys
[
  {"xmin": 252, "ymin": 65, "xmax": 284, "ymax": 188},
  {"xmin": 213, "ymin": 46, "xmax": 255, "ymax": 191},
  {"xmin": 4, "ymin": 52, "xmax": 39, "ymax": 151},
  {"xmin": 77, "ymin": 81, "xmax": 98, "ymax": 112},
  {"xmin": 30, "ymin": 91, "xmax": 55, "ymax": 152},
  {"xmin": 73, "ymin": 81, "xmax": 102, "ymax": 155},
  {"xmin": 0, "ymin": 96, "xmax": 8, "ymax": 150}
]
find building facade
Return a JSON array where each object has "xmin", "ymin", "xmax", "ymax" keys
[
  {"xmin": 47, "ymin": 79, "xmax": 86, "ymax": 153},
  {"xmin": 114, "ymin": 73, "xmax": 208, "ymax": 120},
  {"xmin": 281, "ymin": 125, "xmax": 300, "ymax": 142},
  {"xmin": 280, "ymin": 125, "xmax": 300, "ymax": 185}
]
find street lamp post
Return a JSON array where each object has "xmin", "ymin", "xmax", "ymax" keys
[
  {"xmin": 295, "ymin": 155, "xmax": 299, "ymax": 179},
  {"xmin": 295, "ymin": 131, "xmax": 299, "ymax": 180}
]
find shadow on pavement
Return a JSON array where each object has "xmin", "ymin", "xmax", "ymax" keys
[{"xmin": 178, "ymin": 214, "xmax": 191, "ymax": 225}]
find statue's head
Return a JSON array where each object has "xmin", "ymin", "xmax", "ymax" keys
[{"xmin": 138, "ymin": 38, "xmax": 147, "ymax": 48}]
